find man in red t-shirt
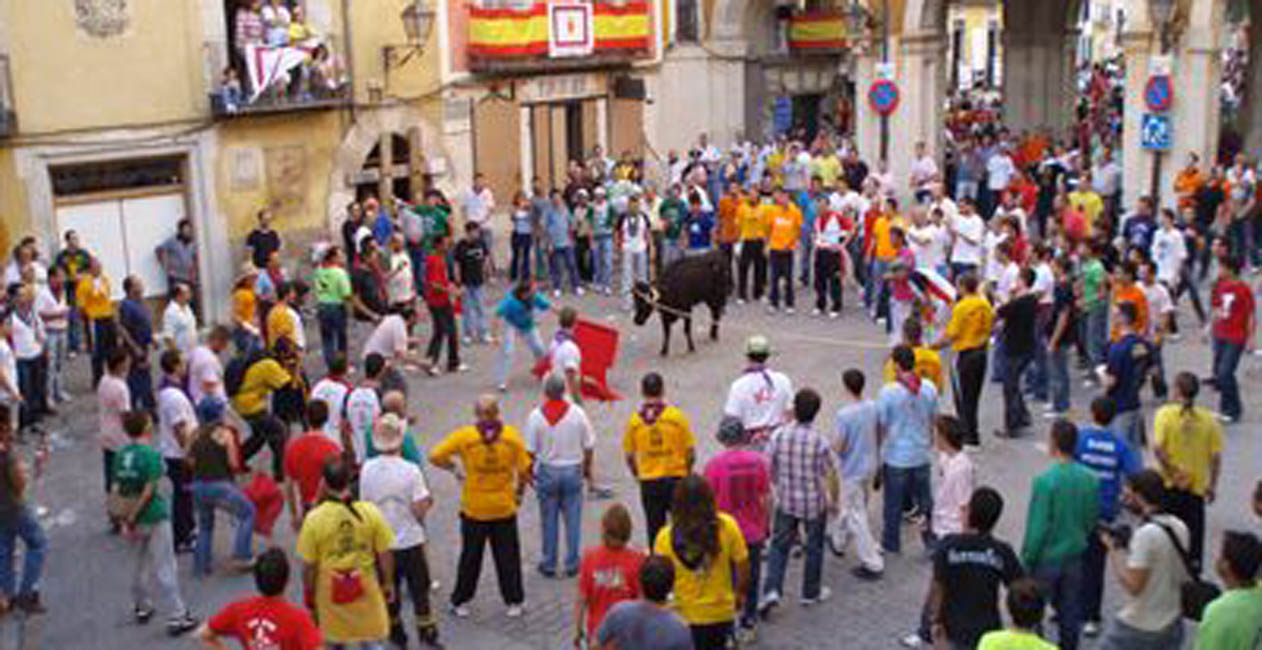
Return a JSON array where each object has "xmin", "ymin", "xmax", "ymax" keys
[
  {"xmin": 423, "ymin": 233, "xmax": 463, "ymax": 373},
  {"xmin": 1209, "ymin": 255, "xmax": 1255, "ymax": 422},
  {"xmin": 197, "ymin": 548, "xmax": 321, "ymax": 649},
  {"xmin": 283, "ymin": 401, "xmax": 342, "ymax": 531},
  {"xmin": 575, "ymin": 503, "xmax": 645, "ymax": 648}
]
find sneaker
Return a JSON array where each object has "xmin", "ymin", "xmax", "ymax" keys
[
  {"xmin": 800, "ymin": 586, "xmax": 832, "ymax": 606},
  {"xmin": 827, "ymin": 530, "xmax": 847, "ymax": 557},
  {"xmin": 506, "ymin": 603, "xmax": 524, "ymax": 618},
  {"xmin": 850, "ymin": 566, "xmax": 883, "ymax": 581},
  {"xmin": 829, "ymin": 311, "xmax": 840, "ymax": 319},
  {"xmin": 166, "ymin": 611, "xmax": 200, "ymax": 636},
  {"xmin": 736, "ymin": 298, "xmax": 746, "ymax": 305},
  {"xmin": 15, "ymin": 593, "xmax": 44, "ymax": 615},
  {"xmin": 1082, "ymin": 620, "xmax": 1101, "ymax": 637},
  {"xmin": 497, "ymin": 383, "xmax": 508, "ymax": 393},
  {"xmin": 1216, "ymin": 413, "xmax": 1240, "ymax": 424},
  {"xmin": 448, "ymin": 603, "xmax": 470, "ymax": 618},
  {"xmin": 757, "ymin": 590, "xmax": 780, "ymax": 618},
  {"xmin": 812, "ymin": 308, "xmax": 823, "ymax": 316},
  {"xmin": 461, "ymin": 336, "xmax": 473, "ymax": 345},
  {"xmin": 537, "ymin": 565, "xmax": 557, "ymax": 578},
  {"xmin": 899, "ymin": 632, "xmax": 926, "ymax": 647},
  {"xmin": 134, "ymin": 603, "xmax": 155, "ymax": 625},
  {"xmin": 785, "ymin": 307, "xmax": 795, "ymax": 315},
  {"xmin": 735, "ymin": 625, "xmax": 758, "ymax": 644},
  {"xmin": 575, "ymin": 287, "xmax": 585, "ymax": 296},
  {"xmin": 766, "ymin": 305, "xmax": 778, "ymax": 315},
  {"xmin": 553, "ymin": 289, "xmax": 562, "ymax": 298},
  {"xmin": 1042, "ymin": 410, "xmax": 1067, "ymax": 419},
  {"xmin": 449, "ymin": 363, "xmax": 469, "ymax": 373}
]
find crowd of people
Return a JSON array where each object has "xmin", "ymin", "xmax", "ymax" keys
[{"xmin": 0, "ymin": 121, "xmax": 1258, "ymax": 650}]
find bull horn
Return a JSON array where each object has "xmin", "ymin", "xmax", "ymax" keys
[{"xmin": 649, "ymin": 287, "xmax": 660, "ymax": 303}]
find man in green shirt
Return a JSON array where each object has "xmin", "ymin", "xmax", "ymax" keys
[
  {"xmin": 658, "ymin": 185, "xmax": 686, "ymax": 268},
  {"xmin": 313, "ymin": 246, "xmax": 354, "ymax": 369},
  {"xmin": 113, "ymin": 411, "xmax": 199, "ymax": 636},
  {"xmin": 1077, "ymin": 239, "xmax": 1110, "ymax": 369},
  {"xmin": 1020, "ymin": 419, "xmax": 1098, "ymax": 650},
  {"xmin": 1196, "ymin": 531, "xmax": 1262, "ymax": 650}
]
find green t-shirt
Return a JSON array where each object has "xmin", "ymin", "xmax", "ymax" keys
[
  {"xmin": 1081, "ymin": 258, "xmax": 1106, "ymax": 308},
  {"xmin": 591, "ymin": 203, "xmax": 616, "ymax": 237},
  {"xmin": 659, "ymin": 198, "xmax": 686, "ymax": 240},
  {"xmin": 364, "ymin": 427, "xmax": 424, "ymax": 466},
  {"xmin": 1195, "ymin": 586, "xmax": 1262, "ymax": 650},
  {"xmin": 113, "ymin": 443, "xmax": 168, "ymax": 526},
  {"xmin": 313, "ymin": 266, "xmax": 352, "ymax": 305},
  {"xmin": 977, "ymin": 629, "xmax": 1057, "ymax": 650},
  {"xmin": 1021, "ymin": 460, "xmax": 1099, "ymax": 568},
  {"xmin": 413, "ymin": 205, "xmax": 450, "ymax": 253}
]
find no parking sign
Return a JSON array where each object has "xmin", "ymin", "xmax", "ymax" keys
[
  {"xmin": 1144, "ymin": 75, "xmax": 1173, "ymax": 112},
  {"xmin": 868, "ymin": 79, "xmax": 900, "ymax": 116}
]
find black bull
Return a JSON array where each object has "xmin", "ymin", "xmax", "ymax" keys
[{"xmin": 632, "ymin": 250, "xmax": 733, "ymax": 356}]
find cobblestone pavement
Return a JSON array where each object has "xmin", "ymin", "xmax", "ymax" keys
[{"xmin": 9, "ymin": 282, "xmax": 1260, "ymax": 649}]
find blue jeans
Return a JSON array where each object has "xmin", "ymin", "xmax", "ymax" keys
[
  {"xmin": 494, "ymin": 327, "xmax": 546, "ymax": 388},
  {"xmin": 741, "ymin": 542, "xmax": 762, "ymax": 627},
  {"xmin": 549, "ymin": 246, "xmax": 580, "ymax": 292},
  {"xmin": 1084, "ymin": 303, "xmax": 1109, "ymax": 366},
  {"xmin": 1111, "ymin": 409, "xmax": 1145, "ymax": 449},
  {"xmin": 461, "ymin": 284, "xmax": 488, "ymax": 341},
  {"xmin": 0, "ymin": 507, "xmax": 47, "ymax": 598},
  {"xmin": 1097, "ymin": 617, "xmax": 1183, "ymax": 650},
  {"xmin": 535, "ymin": 463, "xmax": 583, "ymax": 575},
  {"xmin": 1026, "ymin": 309, "xmax": 1050, "ymax": 401},
  {"xmin": 1002, "ymin": 350, "xmax": 1034, "ymax": 433},
  {"xmin": 763, "ymin": 510, "xmax": 826, "ymax": 600},
  {"xmin": 865, "ymin": 260, "xmax": 889, "ymax": 313},
  {"xmin": 317, "ymin": 303, "xmax": 349, "ymax": 369},
  {"xmin": 509, "ymin": 232, "xmax": 533, "ymax": 283},
  {"xmin": 128, "ymin": 366, "xmax": 155, "ymax": 412},
  {"xmin": 881, "ymin": 464, "xmax": 933, "ymax": 553},
  {"xmin": 798, "ymin": 233, "xmax": 814, "ymax": 285},
  {"xmin": 1212, "ymin": 338, "xmax": 1245, "ymax": 419},
  {"xmin": 192, "ymin": 480, "xmax": 256, "ymax": 577},
  {"xmin": 1048, "ymin": 345, "xmax": 1071, "ymax": 413},
  {"xmin": 593, "ymin": 235, "xmax": 614, "ymax": 289},
  {"xmin": 1032, "ymin": 556, "xmax": 1084, "ymax": 650}
]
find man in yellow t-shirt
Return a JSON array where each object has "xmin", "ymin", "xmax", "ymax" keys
[
  {"xmin": 623, "ymin": 372, "xmax": 696, "ymax": 546},
  {"xmin": 77, "ymin": 256, "xmax": 116, "ymax": 383},
  {"xmin": 1152, "ymin": 375, "xmax": 1223, "ymax": 567},
  {"xmin": 429, "ymin": 395, "xmax": 531, "ymax": 615},
  {"xmin": 265, "ymin": 282, "xmax": 305, "ymax": 351},
  {"xmin": 765, "ymin": 188, "xmax": 803, "ymax": 313},
  {"xmin": 737, "ymin": 194, "xmax": 771, "ymax": 303},
  {"xmin": 653, "ymin": 476, "xmax": 749, "ymax": 632},
  {"xmin": 1068, "ymin": 174, "xmax": 1105, "ymax": 232},
  {"xmin": 934, "ymin": 272, "xmax": 995, "ymax": 446},
  {"xmin": 231, "ymin": 345, "xmax": 296, "ymax": 478},
  {"xmin": 882, "ymin": 317, "xmax": 944, "ymax": 390}
]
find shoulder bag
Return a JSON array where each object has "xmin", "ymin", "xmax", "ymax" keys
[{"xmin": 1152, "ymin": 520, "xmax": 1220, "ymax": 621}]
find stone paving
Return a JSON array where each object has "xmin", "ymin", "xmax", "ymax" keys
[{"xmin": 8, "ymin": 282, "xmax": 1260, "ymax": 649}]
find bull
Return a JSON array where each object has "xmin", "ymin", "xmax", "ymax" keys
[{"xmin": 632, "ymin": 250, "xmax": 732, "ymax": 356}]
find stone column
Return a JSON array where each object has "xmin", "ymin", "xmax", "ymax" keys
[
  {"xmin": 888, "ymin": 30, "xmax": 947, "ymax": 205},
  {"xmin": 852, "ymin": 50, "xmax": 882, "ymax": 166},
  {"xmin": 1120, "ymin": 29, "xmax": 1155, "ymax": 211},
  {"xmin": 1168, "ymin": 23, "xmax": 1222, "ymax": 202},
  {"xmin": 1002, "ymin": 29, "xmax": 1077, "ymax": 135},
  {"xmin": 1241, "ymin": 17, "xmax": 1262, "ymax": 154}
]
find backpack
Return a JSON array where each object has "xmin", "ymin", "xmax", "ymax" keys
[{"xmin": 224, "ymin": 348, "xmax": 268, "ymax": 398}]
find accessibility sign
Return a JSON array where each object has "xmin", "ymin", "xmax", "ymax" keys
[
  {"xmin": 1141, "ymin": 113, "xmax": 1171, "ymax": 150},
  {"xmin": 1144, "ymin": 75, "xmax": 1173, "ymax": 112},
  {"xmin": 868, "ymin": 79, "xmax": 900, "ymax": 116}
]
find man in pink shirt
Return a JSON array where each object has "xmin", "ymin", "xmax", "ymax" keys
[
  {"xmin": 704, "ymin": 416, "xmax": 771, "ymax": 642},
  {"xmin": 97, "ymin": 348, "xmax": 132, "ymax": 531}
]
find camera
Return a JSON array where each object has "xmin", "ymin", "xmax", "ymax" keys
[{"xmin": 1097, "ymin": 521, "xmax": 1132, "ymax": 550}]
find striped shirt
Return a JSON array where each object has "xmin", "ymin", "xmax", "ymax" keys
[{"xmin": 765, "ymin": 423, "xmax": 838, "ymax": 520}]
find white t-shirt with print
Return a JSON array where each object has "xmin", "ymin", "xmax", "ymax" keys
[
  {"xmin": 359, "ymin": 455, "xmax": 431, "ymax": 549},
  {"xmin": 723, "ymin": 368, "xmax": 794, "ymax": 431},
  {"xmin": 344, "ymin": 386, "xmax": 381, "ymax": 463},
  {"xmin": 1150, "ymin": 228, "xmax": 1187, "ymax": 285},
  {"xmin": 309, "ymin": 377, "xmax": 351, "ymax": 443}
]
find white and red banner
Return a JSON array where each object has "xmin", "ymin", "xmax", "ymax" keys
[
  {"xmin": 548, "ymin": 2, "xmax": 594, "ymax": 58},
  {"xmin": 244, "ymin": 44, "xmax": 312, "ymax": 101}
]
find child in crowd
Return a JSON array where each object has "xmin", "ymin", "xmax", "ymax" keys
[
  {"xmin": 574, "ymin": 503, "xmax": 645, "ymax": 649},
  {"xmin": 976, "ymin": 579, "xmax": 1057, "ymax": 649},
  {"xmin": 929, "ymin": 415, "xmax": 975, "ymax": 546}
]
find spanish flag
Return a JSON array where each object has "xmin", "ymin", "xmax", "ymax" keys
[{"xmin": 788, "ymin": 11, "xmax": 846, "ymax": 50}]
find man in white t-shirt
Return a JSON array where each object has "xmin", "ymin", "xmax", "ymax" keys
[
  {"xmin": 36, "ymin": 268, "xmax": 71, "ymax": 403},
  {"xmin": 618, "ymin": 195, "xmax": 653, "ymax": 310},
  {"xmin": 156, "ymin": 348, "xmax": 197, "ymax": 552},
  {"xmin": 0, "ymin": 318, "xmax": 22, "ymax": 435},
  {"xmin": 907, "ymin": 207, "xmax": 946, "ymax": 275},
  {"xmin": 547, "ymin": 307, "xmax": 583, "ymax": 405},
  {"xmin": 344, "ymin": 353, "xmax": 385, "ymax": 463},
  {"xmin": 948, "ymin": 198, "xmax": 986, "ymax": 278},
  {"xmin": 363, "ymin": 309, "xmax": 423, "ymax": 364},
  {"xmin": 985, "ymin": 145, "xmax": 1016, "ymax": 218},
  {"xmin": 724, "ymin": 335, "xmax": 794, "ymax": 449},
  {"xmin": 928, "ymin": 182, "xmax": 958, "ymax": 222},
  {"xmin": 908, "ymin": 141, "xmax": 939, "ymax": 203},
  {"xmin": 1098, "ymin": 470, "xmax": 1189, "ymax": 648},
  {"xmin": 9, "ymin": 285, "xmax": 45, "ymax": 427},
  {"xmin": 1150, "ymin": 210, "xmax": 1187, "ymax": 288},
  {"xmin": 462, "ymin": 173, "xmax": 497, "ymax": 272},
  {"xmin": 524, "ymin": 375, "xmax": 596, "ymax": 577},
  {"xmin": 308, "ymin": 355, "xmax": 353, "ymax": 443},
  {"xmin": 359, "ymin": 412, "xmax": 439, "ymax": 646},
  {"xmin": 161, "ymin": 282, "xmax": 199, "ymax": 355},
  {"xmin": 1140, "ymin": 260, "xmax": 1174, "ymax": 398},
  {"xmin": 187, "ymin": 325, "xmax": 230, "ymax": 409}
]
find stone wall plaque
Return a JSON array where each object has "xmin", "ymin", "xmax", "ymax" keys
[{"xmin": 265, "ymin": 145, "xmax": 308, "ymax": 217}]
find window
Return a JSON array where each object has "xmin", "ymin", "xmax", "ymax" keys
[
  {"xmin": 676, "ymin": 0, "xmax": 699, "ymax": 43},
  {"xmin": 50, "ymin": 156, "xmax": 185, "ymax": 197}
]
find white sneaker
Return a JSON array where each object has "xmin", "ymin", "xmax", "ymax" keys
[
  {"xmin": 899, "ymin": 632, "xmax": 926, "ymax": 647},
  {"xmin": 449, "ymin": 603, "xmax": 471, "ymax": 618},
  {"xmin": 785, "ymin": 307, "xmax": 795, "ymax": 315},
  {"xmin": 1043, "ymin": 410, "xmax": 1066, "ymax": 419},
  {"xmin": 453, "ymin": 363, "xmax": 470, "ymax": 373},
  {"xmin": 497, "ymin": 383, "xmax": 508, "ymax": 392},
  {"xmin": 1082, "ymin": 621, "xmax": 1101, "ymax": 637},
  {"xmin": 800, "ymin": 586, "xmax": 832, "ymax": 606},
  {"xmin": 506, "ymin": 603, "xmax": 524, "ymax": 618},
  {"xmin": 461, "ymin": 336, "xmax": 472, "ymax": 345},
  {"xmin": 829, "ymin": 311, "xmax": 840, "ymax": 319},
  {"xmin": 812, "ymin": 308, "xmax": 823, "ymax": 316},
  {"xmin": 553, "ymin": 289, "xmax": 562, "ymax": 298},
  {"xmin": 757, "ymin": 590, "xmax": 780, "ymax": 616},
  {"xmin": 767, "ymin": 305, "xmax": 778, "ymax": 315},
  {"xmin": 576, "ymin": 287, "xmax": 585, "ymax": 296},
  {"xmin": 736, "ymin": 298, "xmax": 746, "ymax": 305}
]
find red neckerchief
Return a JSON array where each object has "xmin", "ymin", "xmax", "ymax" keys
[
  {"xmin": 639, "ymin": 401, "xmax": 666, "ymax": 425},
  {"xmin": 896, "ymin": 369, "xmax": 922, "ymax": 395},
  {"xmin": 542, "ymin": 399, "xmax": 570, "ymax": 426},
  {"xmin": 476, "ymin": 419, "xmax": 503, "ymax": 445}
]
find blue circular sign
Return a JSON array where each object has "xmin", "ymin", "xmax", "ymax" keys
[
  {"xmin": 1145, "ymin": 75, "xmax": 1173, "ymax": 112},
  {"xmin": 868, "ymin": 79, "xmax": 900, "ymax": 116}
]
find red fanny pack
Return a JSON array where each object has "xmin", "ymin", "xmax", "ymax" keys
[{"xmin": 330, "ymin": 569, "xmax": 365, "ymax": 604}]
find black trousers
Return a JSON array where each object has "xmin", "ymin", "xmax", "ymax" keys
[
  {"xmin": 690, "ymin": 621, "xmax": 734, "ymax": 650},
  {"xmin": 768, "ymin": 250, "xmax": 794, "ymax": 308},
  {"xmin": 575, "ymin": 234, "xmax": 593, "ymax": 283},
  {"xmin": 390, "ymin": 543, "xmax": 435, "ymax": 639},
  {"xmin": 814, "ymin": 249, "xmax": 843, "ymax": 313},
  {"xmin": 639, "ymin": 476, "xmax": 680, "ymax": 547},
  {"xmin": 241, "ymin": 413, "xmax": 287, "ymax": 479},
  {"xmin": 165, "ymin": 457, "xmax": 195, "ymax": 547},
  {"xmin": 719, "ymin": 242, "xmax": 736, "ymax": 295},
  {"xmin": 451, "ymin": 514, "xmax": 523, "ymax": 607},
  {"xmin": 426, "ymin": 304, "xmax": 460, "ymax": 370},
  {"xmin": 1164, "ymin": 488, "xmax": 1206, "ymax": 572},
  {"xmin": 954, "ymin": 347, "xmax": 988, "ymax": 445},
  {"xmin": 737, "ymin": 239, "xmax": 767, "ymax": 301}
]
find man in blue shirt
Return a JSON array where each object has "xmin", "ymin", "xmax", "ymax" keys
[
  {"xmin": 544, "ymin": 190, "xmax": 582, "ymax": 296},
  {"xmin": 681, "ymin": 194, "xmax": 715, "ymax": 255},
  {"xmin": 493, "ymin": 281, "xmax": 553, "ymax": 391},
  {"xmin": 876, "ymin": 346, "xmax": 938, "ymax": 554},
  {"xmin": 1121, "ymin": 195, "xmax": 1157, "ymax": 255},
  {"xmin": 117, "ymin": 275, "xmax": 155, "ymax": 411},
  {"xmin": 1073, "ymin": 396, "xmax": 1141, "ymax": 636},
  {"xmin": 1102, "ymin": 301, "xmax": 1152, "ymax": 449},
  {"xmin": 831, "ymin": 369, "xmax": 884, "ymax": 579}
]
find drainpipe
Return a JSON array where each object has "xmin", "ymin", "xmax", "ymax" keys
[{"xmin": 342, "ymin": 0, "xmax": 357, "ymax": 120}]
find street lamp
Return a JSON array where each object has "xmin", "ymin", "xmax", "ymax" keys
[{"xmin": 383, "ymin": 0, "xmax": 437, "ymax": 72}]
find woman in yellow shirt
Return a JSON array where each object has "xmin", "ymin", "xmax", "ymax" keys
[
  {"xmin": 297, "ymin": 457, "xmax": 394, "ymax": 646},
  {"xmin": 231, "ymin": 263, "xmax": 261, "ymax": 352},
  {"xmin": 653, "ymin": 475, "xmax": 749, "ymax": 650}
]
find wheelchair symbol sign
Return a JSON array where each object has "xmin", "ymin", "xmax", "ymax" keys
[{"xmin": 1141, "ymin": 114, "xmax": 1171, "ymax": 151}]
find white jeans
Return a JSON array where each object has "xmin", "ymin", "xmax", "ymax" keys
[
  {"xmin": 494, "ymin": 327, "xmax": 546, "ymax": 388},
  {"xmin": 45, "ymin": 329, "xmax": 67, "ymax": 400},
  {"xmin": 131, "ymin": 519, "xmax": 187, "ymax": 618},
  {"xmin": 621, "ymin": 249, "xmax": 648, "ymax": 308},
  {"xmin": 889, "ymin": 299, "xmax": 914, "ymax": 345},
  {"xmin": 830, "ymin": 477, "xmax": 884, "ymax": 572}
]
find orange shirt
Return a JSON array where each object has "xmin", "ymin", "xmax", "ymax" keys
[
  {"xmin": 766, "ymin": 203, "xmax": 803, "ymax": 251},
  {"xmin": 1111, "ymin": 284, "xmax": 1150, "ymax": 341},
  {"xmin": 871, "ymin": 216, "xmax": 895, "ymax": 260},
  {"xmin": 716, "ymin": 196, "xmax": 741, "ymax": 244},
  {"xmin": 1173, "ymin": 168, "xmax": 1204, "ymax": 210}
]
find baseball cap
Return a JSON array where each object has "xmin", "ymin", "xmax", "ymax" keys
[{"xmin": 745, "ymin": 335, "xmax": 771, "ymax": 356}]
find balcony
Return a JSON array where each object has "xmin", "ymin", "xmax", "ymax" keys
[
  {"xmin": 468, "ymin": 1, "xmax": 652, "ymax": 75},
  {"xmin": 786, "ymin": 11, "xmax": 848, "ymax": 55},
  {"xmin": 206, "ymin": 32, "xmax": 351, "ymax": 119},
  {"xmin": 0, "ymin": 54, "xmax": 15, "ymax": 137}
]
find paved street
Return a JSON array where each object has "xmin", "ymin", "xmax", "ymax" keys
[{"xmin": 9, "ymin": 284, "xmax": 1260, "ymax": 649}]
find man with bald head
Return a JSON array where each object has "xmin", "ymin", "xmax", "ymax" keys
[
  {"xmin": 429, "ymin": 395, "xmax": 532, "ymax": 618},
  {"xmin": 524, "ymin": 376, "xmax": 595, "ymax": 578}
]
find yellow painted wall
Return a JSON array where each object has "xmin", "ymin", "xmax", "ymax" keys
[
  {"xmin": 1, "ymin": 0, "xmax": 205, "ymax": 134},
  {"xmin": 347, "ymin": 0, "xmax": 443, "ymax": 103},
  {"xmin": 0, "ymin": 148, "xmax": 27, "ymax": 254}
]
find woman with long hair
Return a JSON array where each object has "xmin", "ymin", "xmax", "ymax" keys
[
  {"xmin": 652, "ymin": 475, "xmax": 750, "ymax": 650},
  {"xmin": 297, "ymin": 458, "xmax": 395, "ymax": 647},
  {"xmin": 1151, "ymin": 371, "xmax": 1223, "ymax": 571}
]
